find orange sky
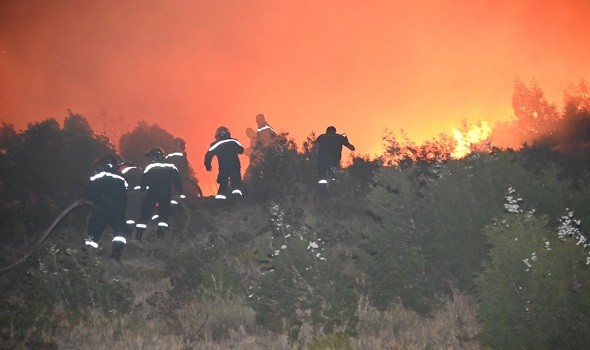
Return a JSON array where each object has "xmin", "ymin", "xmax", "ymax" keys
[{"xmin": 2, "ymin": 0, "xmax": 590, "ymax": 194}]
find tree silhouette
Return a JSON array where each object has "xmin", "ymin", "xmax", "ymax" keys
[
  {"xmin": 119, "ymin": 121, "xmax": 175, "ymax": 167},
  {"xmin": 0, "ymin": 114, "xmax": 113, "ymax": 239},
  {"xmin": 511, "ymin": 78, "xmax": 560, "ymax": 142}
]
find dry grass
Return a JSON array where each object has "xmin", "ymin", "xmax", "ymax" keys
[
  {"xmin": 54, "ymin": 292, "xmax": 480, "ymax": 349},
  {"xmin": 354, "ymin": 292, "xmax": 481, "ymax": 350}
]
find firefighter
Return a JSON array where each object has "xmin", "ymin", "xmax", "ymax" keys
[
  {"xmin": 116, "ymin": 158, "xmax": 143, "ymax": 235},
  {"xmin": 204, "ymin": 126, "xmax": 244, "ymax": 199},
  {"xmin": 85, "ymin": 154, "xmax": 128, "ymax": 263},
  {"xmin": 135, "ymin": 147, "xmax": 183, "ymax": 241},
  {"xmin": 255, "ymin": 113, "xmax": 276, "ymax": 147},
  {"xmin": 314, "ymin": 126, "xmax": 355, "ymax": 184},
  {"xmin": 165, "ymin": 137, "xmax": 202, "ymax": 197}
]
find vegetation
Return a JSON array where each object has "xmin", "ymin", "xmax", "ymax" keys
[{"xmin": 1, "ymin": 79, "xmax": 590, "ymax": 349}]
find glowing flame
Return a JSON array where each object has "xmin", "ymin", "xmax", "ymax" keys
[{"xmin": 451, "ymin": 121, "xmax": 492, "ymax": 159}]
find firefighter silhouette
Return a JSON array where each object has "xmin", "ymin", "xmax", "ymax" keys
[
  {"xmin": 314, "ymin": 126, "xmax": 355, "ymax": 184},
  {"xmin": 135, "ymin": 147, "xmax": 183, "ymax": 241},
  {"xmin": 85, "ymin": 154, "xmax": 128, "ymax": 263},
  {"xmin": 116, "ymin": 157, "xmax": 143, "ymax": 236},
  {"xmin": 165, "ymin": 137, "xmax": 203, "ymax": 198},
  {"xmin": 204, "ymin": 126, "xmax": 244, "ymax": 199},
  {"xmin": 255, "ymin": 113, "xmax": 276, "ymax": 147}
]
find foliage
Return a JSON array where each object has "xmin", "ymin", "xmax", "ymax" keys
[
  {"xmin": 0, "ymin": 242, "xmax": 133, "ymax": 346},
  {"xmin": 381, "ymin": 129, "xmax": 457, "ymax": 166},
  {"xmin": 364, "ymin": 149, "xmax": 590, "ymax": 314},
  {"xmin": 165, "ymin": 243, "xmax": 243, "ymax": 300},
  {"xmin": 244, "ymin": 132, "xmax": 315, "ymax": 199},
  {"xmin": 249, "ymin": 213, "xmax": 359, "ymax": 341},
  {"xmin": 511, "ymin": 78, "xmax": 561, "ymax": 143},
  {"xmin": 118, "ymin": 121, "xmax": 176, "ymax": 167},
  {"xmin": 0, "ymin": 113, "xmax": 113, "ymax": 240},
  {"xmin": 476, "ymin": 197, "xmax": 590, "ymax": 349}
]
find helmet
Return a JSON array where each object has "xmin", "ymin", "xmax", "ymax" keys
[
  {"xmin": 326, "ymin": 126, "xmax": 336, "ymax": 134},
  {"xmin": 94, "ymin": 154, "xmax": 118, "ymax": 172},
  {"xmin": 145, "ymin": 147, "xmax": 165, "ymax": 162},
  {"xmin": 174, "ymin": 137, "xmax": 186, "ymax": 151},
  {"xmin": 215, "ymin": 126, "xmax": 230, "ymax": 140},
  {"xmin": 255, "ymin": 113, "xmax": 266, "ymax": 126}
]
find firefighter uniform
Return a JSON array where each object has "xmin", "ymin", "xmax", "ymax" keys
[
  {"xmin": 135, "ymin": 148, "xmax": 183, "ymax": 241},
  {"xmin": 85, "ymin": 155, "xmax": 128, "ymax": 262},
  {"xmin": 117, "ymin": 162, "xmax": 143, "ymax": 235},
  {"xmin": 315, "ymin": 126, "xmax": 355, "ymax": 184},
  {"xmin": 204, "ymin": 126, "xmax": 244, "ymax": 199}
]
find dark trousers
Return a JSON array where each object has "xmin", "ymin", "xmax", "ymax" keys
[
  {"xmin": 88, "ymin": 207, "xmax": 127, "ymax": 242},
  {"xmin": 317, "ymin": 157, "xmax": 339, "ymax": 180},
  {"xmin": 138, "ymin": 192, "xmax": 171, "ymax": 228},
  {"xmin": 217, "ymin": 167, "xmax": 242, "ymax": 194}
]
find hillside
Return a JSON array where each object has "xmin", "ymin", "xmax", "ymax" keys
[{"xmin": 2, "ymin": 143, "xmax": 590, "ymax": 349}]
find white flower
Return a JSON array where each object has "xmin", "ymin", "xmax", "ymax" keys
[
  {"xmin": 307, "ymin": 242, "xmax": 319, "ymax": 249},
  {"xmin": 281, "ymin": 245, "xmax": 287, "ymax": 249}
]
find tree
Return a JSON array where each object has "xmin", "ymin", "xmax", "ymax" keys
[
  {"xmin": 119, "ymin": 121, "xmax": 175, "ymax": 167},
  {"xmin": 0, "ymin": 114, "xmax": 113, "ymax": 240},
  {"xmin": 563, "ymin": 79, "xmax": 590, "ymax": 114},
  {"xmin": 512, "ymin": 79, "xmax": 561, "ymax": 143},
  {"xmin": 476, "ymin": 207, "xmax": 590, "ymax": 349}
]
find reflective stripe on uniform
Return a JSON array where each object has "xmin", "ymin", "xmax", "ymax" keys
[
  {"xmin": 85, "ymin": 240, "xmax": 99, "ymax": 248},
  {"xmin": 90, "ymin": 171, "xmax": 129, "ymax": 188},
  {"xmin": 143, "ymin": 162, "xmax": 179, "ymax": 173},
  {"xmin": 158, "ymin": 222, "xmax": 169, "ymax": 227},
  {"xmin": 136, "ymin": 223, "xmax": 147, "ymax": 229},
  {"xmin": 120, "ymin": 166, "xmax": 138, "ymax": 174},
  {"xmin": 215, "ymin": 194, "xmax": 227, "ymax": 199},
  {"xmin": 208, "ymin": 139, "xmax": 243, "ymax": 152},
  {"xmin": 112, "ymin": 236, "xmax": 127, "ymax": 244},
  {"xmin": 232, "ymin": 189, "xmax": 243, "ymax": 196},
  {"xmin": 257, "ymin": 125, "xmax": 275, "ymax": 133},
  {"xmin": 318, "ymin": 179, "xmax": 328, "ymax": 184}
]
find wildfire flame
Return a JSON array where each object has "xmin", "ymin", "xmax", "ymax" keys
[{"xmin": 451, "ymin": 121, "xmax": 492, "ymax": 159}]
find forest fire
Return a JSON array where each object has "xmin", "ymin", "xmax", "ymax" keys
[{"xmin": 451, "ymin": 121, "xmax": 492, "ymax": 159}]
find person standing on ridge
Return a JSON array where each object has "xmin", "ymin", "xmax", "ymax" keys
[
  {"xmin": 135, "ymin": 147, "xmax": 183, "ymax": 241},
  {"xmin": 204, "ymin": 126, "xmax": 244, "ymax": 199},
  {"xmin": 255, "ymin": 113, "xmax": 276, "ymax": 147},
  {"xmin": 166, "ymin": 137, "xmax": 203, "ymax": 197},
  {"xmin": 85, "ymin": 154, "xmax": 128, "ymax": 263},
  {"xmin": 314, "ymin": 126, "xmax": 355, "ymax": 185},
  {"xmin": 116, "ymin": 157, "xmax": 143, "ymax": 236}
]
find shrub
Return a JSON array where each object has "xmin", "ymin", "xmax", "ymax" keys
[
  {"xmin": 476, "ymin": 194, "xmax": 590, "ymax": 349},
  {"xmin": 0, "ymin": 242, "xmax": 133, "ymax": 345},
  {"xmin": 249, "ymin": 217, "xmax": 358, "ymax": 341}
]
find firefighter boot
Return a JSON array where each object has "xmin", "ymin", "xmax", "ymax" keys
[
  {"xmin": 135, "ymin": 228, "xmax": 144, "ymax": 242},
  {"xmin": 110, "ymin": 241, "xmax": 124, "ymax": 263},
  {"xmin": 156, "ymin": 226, "xmax": 167, "ymax": 240}
]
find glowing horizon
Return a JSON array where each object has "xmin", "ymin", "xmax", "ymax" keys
[{"xmin": 2, "ymin": 0, "xmax": 590, "ymax": 194}]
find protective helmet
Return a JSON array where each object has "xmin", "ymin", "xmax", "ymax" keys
[
  {"xmin": 255, "ymin": 113, "xmax": 266, "ymax": 126},
  {"xmin": 94, "ymin": 154, "xmax": 118, "ymax": 172},
  {"xmin": 326, "ymin": 126, "xmax": 337, "ymax": 134},
  {"xmin": 145, "ymin": 147, "xmax": 165, "ymax": 162},
  {"xmin": 174, "ymin": 137, "xmax": 186, "ymax": 151},
  {"xmin": 215, "ymin": 126, "xmax": 230, "ymax": 140}
]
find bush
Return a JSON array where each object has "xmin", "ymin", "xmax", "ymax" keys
[
  {"xmin": 0, "ymin": 243, "xmax": 133, "ymax": 345},
  {"xmin": 476, "ymin": 197, "xmax": 590, "ymax": 349},
  {"xmin": 249, "ymin": 218, "xmax": 358, "ymax": 341}
]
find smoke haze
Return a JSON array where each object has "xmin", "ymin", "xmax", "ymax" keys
[{"xmin": 2, "ymin": 0, "xmax": 590, "ymax": 192}]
